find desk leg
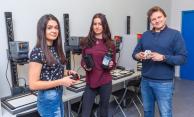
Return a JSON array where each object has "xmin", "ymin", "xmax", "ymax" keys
[
  {"xmin": 0, "ymin": 99, "xmax": 2, "ymax": 117},
  {"xmin": 122, "ymin": 81, "xmax": 127, "ymax": 107},
  {"xmin": 67, "ymin": 101, "xmax": 71, "ymax": 117}
]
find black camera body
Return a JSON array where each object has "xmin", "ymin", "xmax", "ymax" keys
[
  {"xmin": 70, "ymin": 74, "xmax": 79, "ymax": 80},
  {"xmin": 83, "ymin": 54, "xmax": 94, "ymax": 69},
  {"xmin": 102, "ymin": 50, "xmax": 113, "ymax": 69}
]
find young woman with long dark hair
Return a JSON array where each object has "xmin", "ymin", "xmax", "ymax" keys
[
  {"xmin": 29, "ymin": 14, "xmax": 77, "ymax": 117},
  {"xmin": 80, "ymin": 13, "xmax": 116, "ymax": 117}
]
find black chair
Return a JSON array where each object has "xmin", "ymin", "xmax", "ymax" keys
[
  {"xmin": 112, "ymin": 78, "xmax": 143, "ymax": 117},
  {"xmin": 127, "ymin": 79, "xmax": 143, "ymax": 106},
  {"xmin": 71, "ymin": 99, "xmax": 82, "ymax": 117}
]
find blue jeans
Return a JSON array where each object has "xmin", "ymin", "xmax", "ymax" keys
[
  {"xmin": 37, "ymin": 87, "xmax": 64, "ymax": 117},
  {"xmin": 141, "ymin": 78, "xmax": 173, "ymax": 117}
]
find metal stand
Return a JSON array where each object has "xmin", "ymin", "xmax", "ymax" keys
[
  {"xmin": 63, "ymin": 13, "xmax": 71, "ymax": 69},
  {"xmin": 5, "ymin": 12, "xmax": 19, "ymax": 87},
  {"xmin": 5, "ymin": 12, "xmax": 30, "ymax": 96}
]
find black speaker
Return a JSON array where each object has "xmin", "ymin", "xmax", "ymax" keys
[
  {"xmin": 5, "ymin": 12, "xmax": 14, "ymax": 42},
  {"xmin": 63, "ymin": 14, "xmax": 70, "ymax": 45},
  {"xmin": 147, "ymin": 17, "xmax": 150, "ymax": 30},
  {"xmin": 127, "ymin": 16, "xmax": 130, "ymax": 34}
]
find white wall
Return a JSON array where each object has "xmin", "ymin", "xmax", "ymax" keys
[
  {"xmin": 0, "ymin": 0, "xmax": 171, "ymax": 98},
  {"xmin": 170, "ymin": 0, "xmax": 194, "ymax": 77},
  {"xmin": 170, "ymin": 0, "xmax": 194, "ymax": 30}
]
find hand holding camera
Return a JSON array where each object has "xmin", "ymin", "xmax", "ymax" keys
[
  {"xmin": 135, "ymin": 50, "xmax": 152, "ymax": 61},
  {"xmin": 150, "ymin": 52, "xmax": 165, "ymax": 61},
  {"xmin": 144, "ymin": 50, "xmax": 152, "ymax": 59},
  {"xmin": 136, "ymin": 50, "xmax": 164, "ymax": 61},
  {"xmin": 83, "ymin": 54, "xmax": 94, "ymax": 71},
  {"xmin": 67, "ymin": 70, "xmax": 80, "ymax": 80},
  {"xmin": 70, "ymin": 73, "xmax": 80, "ymax": 80},
  {"xmin": 61, "ymin": 75, "xmax": 77, "ymax": 87}
]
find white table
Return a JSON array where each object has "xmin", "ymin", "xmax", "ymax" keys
[
  {"xmin": 1, "ymin": 72, "xmax": 141, "ymax": 117},
  {"xmin": 63, "ymin": 71, "xmax": 141, "ymax": 117}
]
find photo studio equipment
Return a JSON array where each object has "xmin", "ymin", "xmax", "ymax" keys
[
  {"xmin": 2, "ymin": 12, "xmax": 39, "ymax": 117},
  {"xmin": 63, "ymin": 13, "xmax": 84, "ymax": 70},
  {"xmin": 114, "ymin": 35, "xmax": 122, "ymax": 53},
  {"xmin": 5, "ymin": 12, "xmax": 18, "ymax": 88},
  {"xmin": 1, "ymin": 93, "xmax": 38, "ymax": 115},
  {"xmin": 63, "ymin": 13, "xmax": 71, "ymax": 69},
  {"xmin": 4, "ymin": 12, "xmax": 30, "ymax": 96},
  {"xmin": 68, "ymin": 36, "xmax": 82, "ymax": 54},
  {"xmin": 102, "ymin": 49, "xmax": 113, "ymax": 69},
  {"xmin": 9, "ymin": 41, "xmax": 29, "ymax": 62}
]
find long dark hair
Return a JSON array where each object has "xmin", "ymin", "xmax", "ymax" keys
[
  {"xmin": 36, "ymin": 14, "xmax": 65, "ymax": 65},
  {"xmin": 80, "ymin": 13, "xmax": 114, "ymax": 49}
]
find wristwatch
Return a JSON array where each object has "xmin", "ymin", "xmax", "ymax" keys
[{"xmin": 163, "ymin": 55, "xmax": 166, "ymax": 61}]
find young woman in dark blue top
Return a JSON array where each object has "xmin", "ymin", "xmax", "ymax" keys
[{"xmin": 29, "ymin": 14, "xmax": 77, "ymax": 117}]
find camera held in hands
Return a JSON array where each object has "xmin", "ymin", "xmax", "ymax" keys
[
  {"xmin": 70, "ymin": 73, "xmax": 80, "ymax": 80},
  {"xmin": 102, "ymin": 49, "xmax": 113, "ymax": 69},
  {"xmin": 144, "ymin": 50, "xmax": 151, "ymax": 59},
  {"xmin": 83, "ymin": 54, "xmax": 95, "ymax": 69}
]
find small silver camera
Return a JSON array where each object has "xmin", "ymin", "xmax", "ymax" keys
[{"xmin": 144, "ymin": 50, "xmax": 151, "ymax": 59}]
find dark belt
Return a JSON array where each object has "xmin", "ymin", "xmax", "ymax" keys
[
  {"xmin": 47, "ymin": 86, "xmax": 62, "ymax": 90},
  {"xmin": 142, "ymin": 76, "xmax": 173, "ymax": 81}
]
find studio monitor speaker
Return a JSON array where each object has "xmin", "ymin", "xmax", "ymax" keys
[
  {"xmin": 127, "ymin": 16, "xmax": 130, "ymax": 34},
  {"xmin": 63, "ymin": 14, "xmax": 70, "ymax": 44}
]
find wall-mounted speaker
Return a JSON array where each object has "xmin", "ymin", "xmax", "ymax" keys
[
  {"xmin": 127, "ymin": 16, "xmax": 130, "ymax": 34},
  {"xmin": 5, "ymin": 12, "xmax": 14, "ymax": 42}
]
